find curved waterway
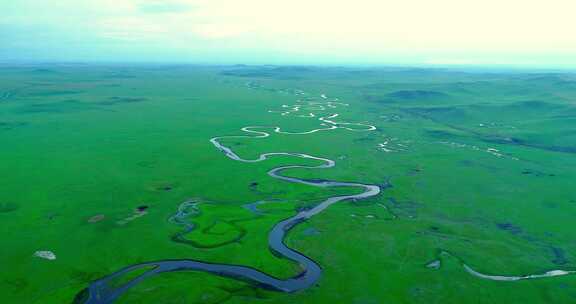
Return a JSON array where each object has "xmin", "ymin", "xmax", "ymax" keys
[
  {"xmin": 77, "ymin": 94, "xmax": 574, "ymax": 303},
  {"xmin": 78, "ymin": 98, "xmax": 380, "ymax": 303},
  {"xmin": 426, "ymin": 250, "xmax": 576, "ymax": 281}
]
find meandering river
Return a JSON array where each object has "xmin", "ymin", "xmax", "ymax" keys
[
  {"xmin": 78, "ymin": 94, "xmax": 574, "ymax": 304},
  {"xmin": 78, "ymin": 97, "xmax": 380, "ymax": 303}
]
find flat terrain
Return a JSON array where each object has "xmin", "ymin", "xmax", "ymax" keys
[{"xmin": 1, "ymin": 64, "xmax": 576, "ymax": 303}]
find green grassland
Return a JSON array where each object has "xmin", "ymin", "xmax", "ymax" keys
[{"xmin": 1, "ymin": 64, "xmax": 575, "ymax": 303}]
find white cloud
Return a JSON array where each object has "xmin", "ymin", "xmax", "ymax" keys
[{"xmin": 2, "ymin": 0, "xmax": 576, "ymax": 64}]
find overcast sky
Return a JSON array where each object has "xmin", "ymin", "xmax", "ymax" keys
[{"xmin": 1, "ymin": 0, "xmax": 575, "ymax": 67}]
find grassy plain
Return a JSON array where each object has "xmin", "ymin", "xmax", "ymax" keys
[{"xmin": 1, "ymin": 64, "xmax": 575, "ymax": 303}]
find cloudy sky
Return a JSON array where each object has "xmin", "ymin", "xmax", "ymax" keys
[{"xmin": 1, "ymin": 0, "xmax": 575, "ymax": 66}]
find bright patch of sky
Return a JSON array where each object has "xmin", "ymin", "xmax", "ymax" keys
[{"xmin": 1, "ymin": 0, "xmax": 575, "ymax": 67}]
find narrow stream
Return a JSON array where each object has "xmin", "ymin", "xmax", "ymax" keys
[{"xmin": 78, "ymin": 100, "xmax": 380, "ymax": 303}]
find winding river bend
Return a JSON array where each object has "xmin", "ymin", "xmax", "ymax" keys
[
  {"xmin": 78, "ymin": 97, "xmax": 381, "ymax": 303},
  {"xmin": 77, "ymin": 92, "xmax": 575, "ymax": 303}
]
